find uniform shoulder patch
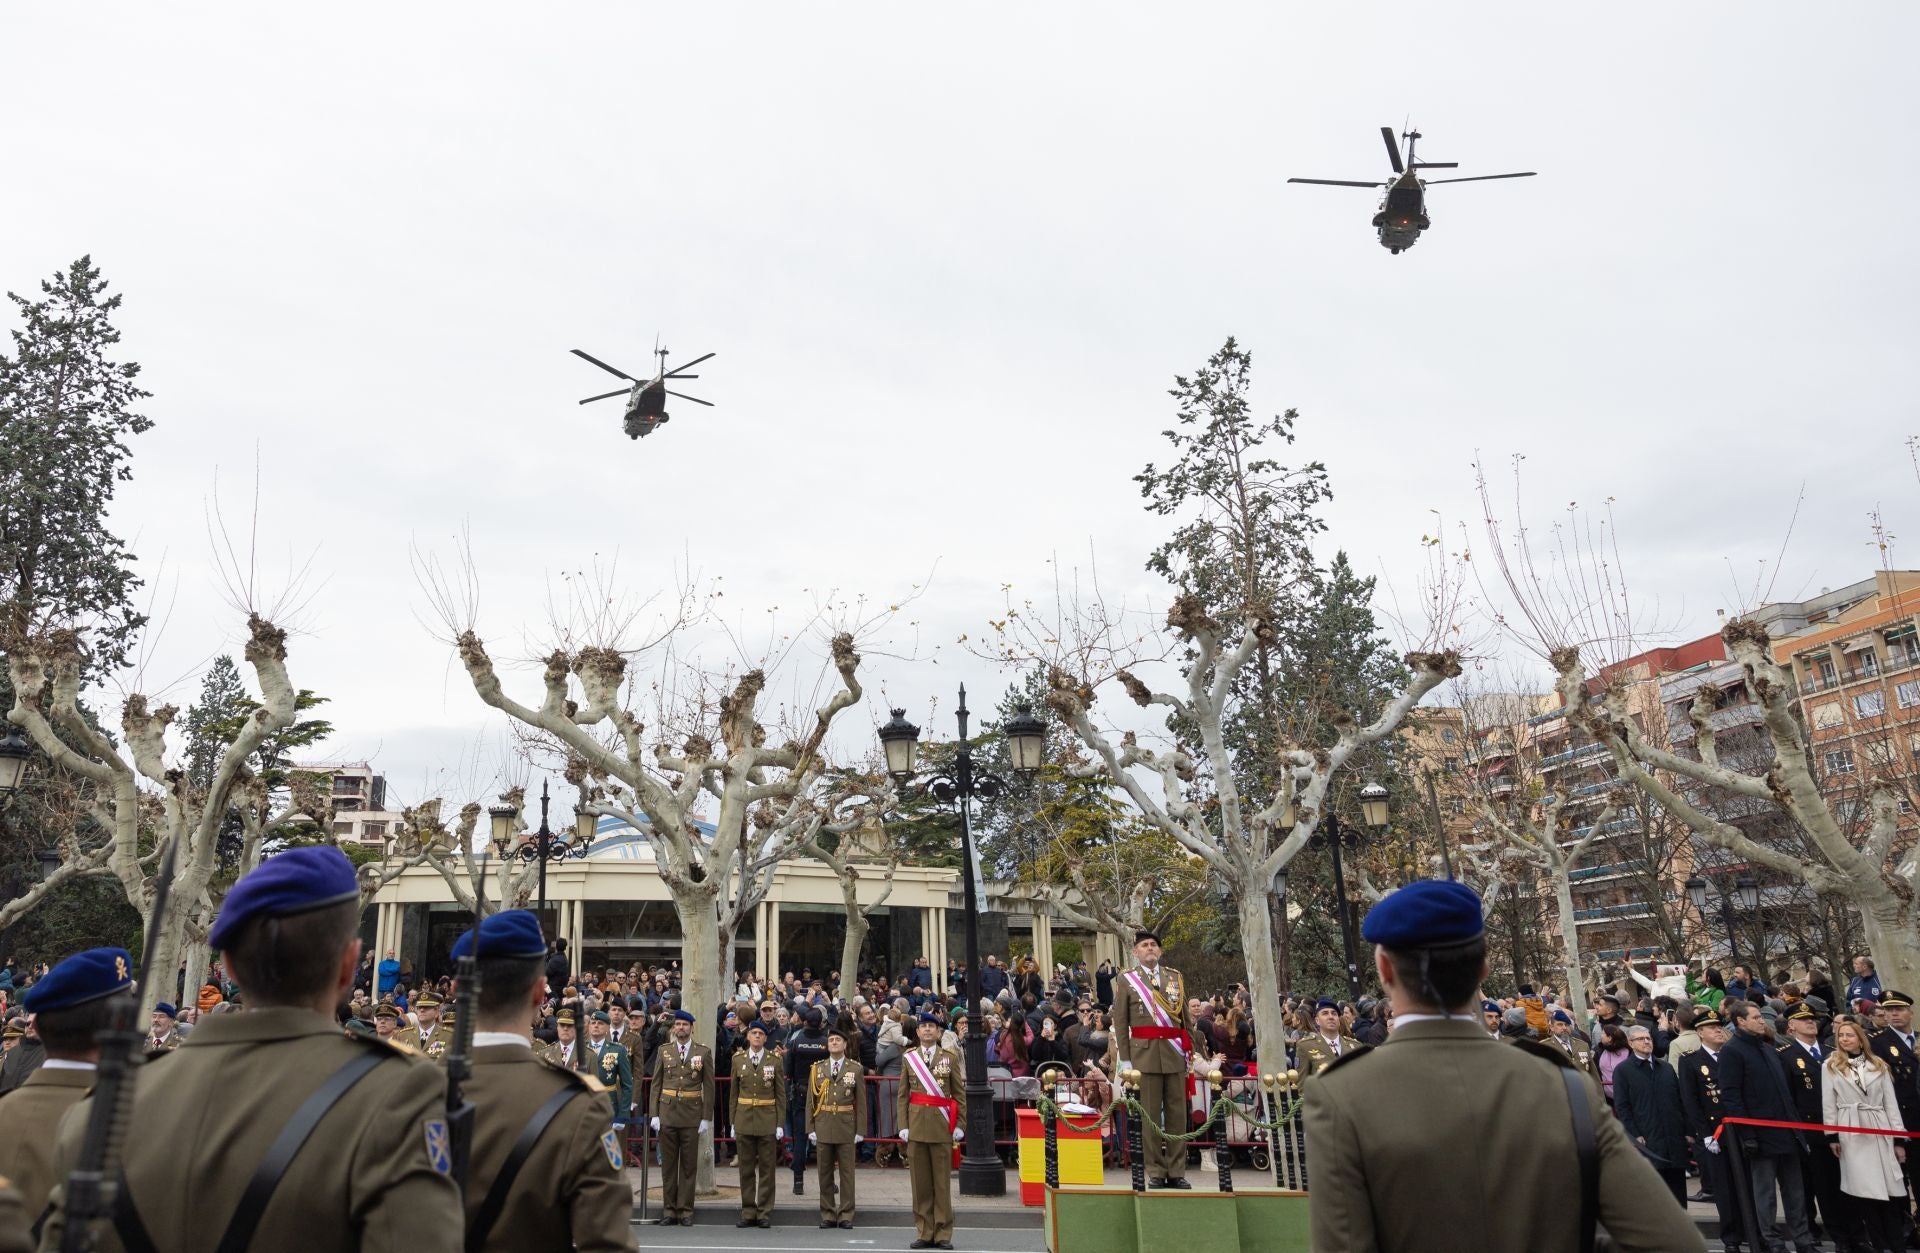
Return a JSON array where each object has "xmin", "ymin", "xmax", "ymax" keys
[
  {"xmin": 424, "ymin": 1119, "xmax": 452, "ymax": 1175},
  {"xmin": 601, "ymin": 1128, "xmax": 624, "ymax": 1170},
  {"xmin": 1318, "ymin": 1043, "xmax": 1373, "ymax": 1076},
  {"xmin": 1511, "ymin": 1037, "xmax": 1577, "ymax": 1071}
]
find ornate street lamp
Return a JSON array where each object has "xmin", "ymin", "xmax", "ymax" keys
[
  {"xmin": 879, "ymin": 686, "xmax": 1044, "ymax": 1197},
  {"xmin": 0, "ymin": 728, "xmax": 31, "ymax": 798},
  {"xmin": 495, "ymin": 781, "xmax": 593, "ymax": 926},
  {"xmin": 1316, "ymin": 781, "xmax": 1391, "ymax": 1001},
  {"xmin": 1686, "ymin": 872, "xmax": 1758, "ymax": 969}
]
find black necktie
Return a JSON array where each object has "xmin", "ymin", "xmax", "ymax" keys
[{"xmin": 1810, "ymin": 1046, "xmax": 1821, "ymax": 1060}]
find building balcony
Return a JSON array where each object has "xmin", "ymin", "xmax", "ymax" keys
[
  {"xmin": 1562, "ymin": 817, "xmax": 1640, "ymax": 846},
  {"xmin": 1568, "ymin": 859, "xmax": 1649, "ymax": 884},
  {"xmin": 1595, "ymin": 946, "xmax": 1665, "ymax": 960},
  {"xmin": 1669, "ymin": 702, "xmax": 1766, "ymax": 744},
  {"xmin": 1527, "ymin": 707, "xmax": 1570, "ymax": 727},
  {"xmin": 1539, "ymin": 743, "xmax": 1609, "ymax": 771},
  {"xmin": 1574, "ymin": 903, "xmax": 1654, "ymax": 924}
]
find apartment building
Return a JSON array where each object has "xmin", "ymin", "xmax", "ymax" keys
[{"xmin": 302, "ymin": 762, "xmax": 408, "ymax": 848}]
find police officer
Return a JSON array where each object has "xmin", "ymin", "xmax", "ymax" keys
[
  {"xmin": 807, "ymin": 1023, "xmax": 866, "ymax": 1229},
  {"xmin": 899, "ymin": 1011, "xmax": 965, "ymax": 1251},
  {"xmin": 1680, "ymin": 1016, "xmax": 1744, "ymax": 1251},
  {"xmin": 0, "ymin": 947, "xmax": 130, "ymax": 1218},
  {"xmin": 1295, "ymin": 997, "xmax": 1362, "ymax": 1078},
  {"xmin": 452, "ymin": 910, "xmax": 634, "ymax": 1252},
  {"xmin": 1867, "ymin": 988, "xmax": 1920, "ymax": 1222},
  {"xmin": 730, "ymin": 1018, "xmax": 786, "ymax": 1229},
  {"xmin": 1112, "ymin": 929, "xmax": 1194, "ymax": 1188},
  {"xmin": 1303, "ymin": 879, "xmax": 1703, "ymax": 1252},
  {"xmin": 584, "ymin": 1010, "xmax": 633, "ymax": 1131},
  {"xmin": 648, "ymin": 1009, "xmax": 712, "ymax": 1226},
  {"xmin": 40, "ymin": 845, "xmax": 464, "ymax": 1251},
  {"xmin": 1777, "ymin": 1003, "xmax": 1843, "ymax": 1247},
  {"xmin": 412, "ymin": 991, "xmax": 454, "ymax": 1060}
]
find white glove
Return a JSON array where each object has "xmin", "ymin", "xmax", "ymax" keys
[
  {"xmin": 698, "ymin": 1120, "xmax": 710, "ymax": 1134},
  {"xmin": 854, "ymin": 1134, "xmax": 864, "ymax": 1144},
  {"xmin": 809, "ymin": 1131, "xmax": 818, "ymax": 1143},
  {"xmin": 1062, "ymin": 1102, "xmax": 1095, "ymax": 1116},
  {"xmin": 952, "ymin": 1128, "xmax": 965, "ymax": 1143},
  {"xmin": 1705, "ymin": 1138, "xmax": 1720, "ymax": 1155},
  {"xmin": 650, "ymin": 1117, "xmax": 660, "ymax": 1131},
  {"xmin": 776, "ymin": 1126, "xmax": 786, "ymax": 1140},
  {"xmin": 1117, "ymin": 1058, "xmax": 1130, "ymax": 1074}
]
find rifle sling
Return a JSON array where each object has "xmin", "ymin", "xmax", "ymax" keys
[
  {"xmin": 203, "ymin": 1049, "xmax": 389, "ymax": 1253},
  {"xmin": 466, "ymin": 1086, "xmax": 584, "ymax": 1253}
]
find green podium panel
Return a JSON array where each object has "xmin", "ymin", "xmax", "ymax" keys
[{"xmin": 1043, "ymin": 1186, "xmax": 1311, "ymax": 1253}]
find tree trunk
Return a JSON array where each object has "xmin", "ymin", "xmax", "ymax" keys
[
  {"xmin": 839, "ymin": 913, "xmax": 869, "ymax": 1001},
  {"xmin": 1236, "ymin": 886, "xmax": 1286, "ymax": 1081},
  {"xmin": 178, "ymin": 933, "xmax": 209, "ymax": 1013},
  {"xmin": 671, "ymin": 890, "xmax": 721, "ymax": 1195},
  {"xmin": 1552, "ymin": 871, "xmax": 1588, "ymax": 1020},
  {"xmin": 1860, "ymin": 911, "xmax": 1920, "ymax": 1001}
]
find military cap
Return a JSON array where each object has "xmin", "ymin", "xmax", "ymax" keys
[
  {"xmin": 1802, "ymin": 994, "xmax": 1831, "ymax": 1017},
  {"xmin": 555, "ymin": 1009, "xmax": 577, "ymax": 1026},
  {"xmin": 1481, "ymin": 1000, "xmax": 1500, "ymax": 1015},
  {"xmin": 451, "ymin": 908, "xmax": 547, "ymax": 961},
  {"xmin": 1787, "ymin": 1003, "xmax": 1818, "ymax": 1021},
  {"xmin": 1360, "ymin": 879, "xmax": 1483, "ymax": 948},
  {"xmin": 672, "ymin": 1008, "xmax": 695, "ymax": 1024},
  {"xmin": 208, "ymin": 845, "xmax": 359, "ymax": 949},
  {"xmin": 152, "ymin": 1002, "xmax": 177, "ymax": 1019},
  {"xmin": 1882, "ymin": 990, "xmax": 1913, "ymax": 1009},
  {"xmin": 1133, "ymin": 929, "xmax": 1161, "ymax": 945},
  {"xmin": 589, "ymin": 1010, "xmax": 610, "ymax": 1023},
  {"xmin": 918, "ymin": 1011, "xmax": 944, "ymax": 1025},
  {"xmin": 827, "ymin": 1023, "xmax": 850, "ymax": 1041},
  {"xmin": 373, "ymin": 1004, "xmax": 401, "ymax": 1021},
  {"xmin": 1314, "ymin": 997, "xmax": 1340, "ymax": 1013},
  {"xmin": 1, "ymin": 1025, "xmax": 22, "ymax": 1040},
  {"xmin": 23, "ymin": 947, "xmax": 134, "ymax": 1014},
  {"xmin": 744, "ymin": 1019, "xmax": 769, "ymax": 1037},
  {"xmin": 414, "ymin": 992, "xmax": 442, "ymax": 1009},
  {"xmin": 1549, "ymin": 1008, "xmax": 1573, "ymax": 1025}
]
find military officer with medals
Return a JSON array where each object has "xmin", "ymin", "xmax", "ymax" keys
[
  {"xmin": 1776, "ymin": 1003, "xmax": 1843, "ymax": 1246},
  {"xmin": 0, "ymin": 948, "xmax": 131, "ymax": 1218},
  {"xmin": 1679, "ymin": 1014, "xmax": 1745, "ymax": 1250},
  {"xmin": 373, "ymin": 1002, "xmax": 404, "ymax": 1044},
  {"xmin": 145, "ymin": 1001, "xmax": 182, "ymax": 1053},
  {"xmin": 730, "ymin": 1018, "xmax": 786, "ymax": 1229},
  {"xmin": 807, "ymin": 1023, "xmax": 867, "ymax": 1229},
  {"xmin": 1303, "ymin": 879, "xmax": 1703, "ymax": 1252},
  {"xmin": 1295, "ymin": 997, "xmax": 1363, "ymax": 1078},
  {"xmin": 452, "ymin": 910, "xmax": 634, "ymax": 1252},
  {"xmin": 585, "ymin": 1010, "xmax": 633, "ymax": 1130},
  {"xmin": 1112, "ymin": 928, "xmax": 1195, "ymax": 1189},
  {"xmin": 545, "ymin": 1009, "xmax": 589, "ymax": 1071},
  {"xmin": 1868, "ymin": 990, "xmax": 1920, "ymax": 1229},
  {"xmin": 40, "ymin": 846, "xmax": 463, "ymax": 1252},
  {"xmin": 1544, "ymin": 1007, "xmax": 1596, "ymax": 1074},
  {"xmin": 412, "ymin": 991, "xmax": 454, "ymax": 1061},
  {"xmin": 648, "ymin": 1008, "xmax": 713, "ymax": 1226},
  {"xmin": 899, "ymin": 1011, "xmax": 965, "ymax": 1251}
]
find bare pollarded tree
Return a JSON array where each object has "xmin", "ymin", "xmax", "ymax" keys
[{"xmin": 357, "ymin": 792, "xmax": 545, "ymax": 916}]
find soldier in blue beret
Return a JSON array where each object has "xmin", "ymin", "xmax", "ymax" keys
[
  {"xmin": 450, "ymin": 909, "xmax": 634, "ymax": 1251},
  {"xmin": 1296, "ymin": 995, "xmax": 1362, "ymax": 1078},
  {"xmin": 0, "ymin": 948, "xmax": 134, "ymax": 1215},
  {"xmin": 1302, "ymin": 880, "xmax": 1704, "ymax": 1252},
  {"xmin": 38, "ymin": 846, "xmax": 465, "ymax": 1252}
]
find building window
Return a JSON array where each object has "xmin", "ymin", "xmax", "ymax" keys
[
  {"xmin": 1824, "ymin": 749, "xmax": 1856, "ymax": 775},
  {"xmin": 1448, "ymin": 797, "xmax": 1466, "ymax": 815},
  {"xmin": 331, "ymin": 821, "xmax": 353, "ymax": 835},
  {"xmin": 1857, "ymin": 652, "xmax": 1882, "ymax": 679},
  {"xmin": 1898, "ymin": 680, "xmax": 1920, "ymax": 710},
  {"xmin": 1910, "ymin": 732, "xmax": 1920, "ymax": 757},
  {"xmin": 1856, "ymin": 691, "xmax": 1888, "ymax": 718},
  {"xmin": 1819, "ymin": 657, "xmax": 1839, "ymax": 685},
  {"xmin": 1864, "ymin": 740, "xmax": 1899, "ymax": 767},
  {"xmin": 364, "ymin": 821, "xmax": 387, "ymax": 836},
  {"xmin": 1444, "ymin": 756, "xmax": 1460, "ymax": 772},
  {"xmin": 1813, "ymin": 702, "xmax": 1844, "ymax": 729},
  {"xmin": 1901, "ymin": 798, "xmax": 1916, "ymax": 816}
]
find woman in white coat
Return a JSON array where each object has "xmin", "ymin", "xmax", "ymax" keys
[{"xmin": 1824, "ymin": 1016, "xmax": 1909, "ymax": 1253}]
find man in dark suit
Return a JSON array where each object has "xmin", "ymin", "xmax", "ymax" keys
[
  {"xmin": 1680, "ymin": 1017, "xmax": 1746, "ymax": 1252},
  {"xmin": 1719, "ymin": 998, "xmax": 1812, "ymax": 1253},
  {"xmin": 1776, "ymin": 1004, "xmax": 1842, "ymax": 1248},
  {"xmin": 1614, "ymin": 1024, "xmax": 1690, "ymax": 1205}
]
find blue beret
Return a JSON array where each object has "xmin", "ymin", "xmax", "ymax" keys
[
  {"xmin": 451, "ymin": 909, "xmax": 546, "ymax": 961},
  {"xmin": 24, "ymin": 948, "xmax": 134, "ymax": 1014},
  {"xmin": 1481, "ymin": 1000, "xmax": 1500, "ymax": 1014},
  {"xmin": 672, "ymin": 1009, "xmax": 695, "ymax": 1024},
  {"xmin": 1360, "ymin": 879, "xmax": 1485, "ymax": 949},
  {"xmin": 209, "ymin": 845, "xmax": 360, "ymax": 950},
  {"xmin": 919, "ymin": 1011, "xmax": 944, "ymax": 1025},
  {"xmin": 1550, "ymin": 1008, "xmax": 1573, "ymax": 1024},
  {"xmin": 153, "ymin": 1002, "xmax": 177, "ymax": 1018},
  {"xmin": 744, "ymin": 1018, "xmax": 769, "ymax": 1035},
  {"xmin": 1314, "ymin": 998, "xmax": 1340, "ymax": 1013}
]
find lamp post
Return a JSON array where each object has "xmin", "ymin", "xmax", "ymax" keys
[
  {"xmin": 0, "ymin": 728, "xmax": 30, "ymax": 800},
  {"xmin": 1686, "ymin": 872, "xmax": 1760, "ymax": 970},
  {"xmin": 492, "ymin": 780, "xmax": 594, "ymax": 929},
  {"xmin": 1309, "ymin": 782, "xmax": 1392, "ymax": 1002},
  {"xmin": 880, "ymin": 687, "xmax": 1044, "ymax": 1197}
]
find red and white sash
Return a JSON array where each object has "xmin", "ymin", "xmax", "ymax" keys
[{"xmin": 1123, "ymin": 969, "xmax": 1191, "ymax": 1058}]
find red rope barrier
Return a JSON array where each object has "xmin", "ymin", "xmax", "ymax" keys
[{"xmin": 1712, "ymin": 1115, "xmax": 1919, "ymax": 1141}]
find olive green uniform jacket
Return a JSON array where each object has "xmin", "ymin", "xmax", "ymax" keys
[
  {"xmin": 0, "ymin": 1180, "xmax": 29, "ymax": 1253},
  {"xmin": 897, "ymin": 1046, "xmax": 966, "ymax": 1140},
  {"xmin": 806, "ymin": 1058, "xmax": 867, "ymax": 1142},
  {"xmin": 0, "ymin": 1066, "xmax": 92, "ymax": 1216},
  {"xmin": 411, "ymin": 1019, "xmax": 455, "ymax": 1063},
  {"xmin": 730, "ymin": 1049, "xmax": 786, "ymax": 1136},
  {"xmin": 1295, "ymin": 1032, "xmax": 1363, "ymax": 1078},
  {"xmin": 650, "ymin": 1041, "xmax": 714, "ymax": 1126},
  {"xmin": 463, "ymin": 1043, "xmax": 634, "ymax": 1252},
  {"xmin": 1302, "ymin": 1018, "xmax": 1706, "ymax": 1253},
  {"xmin": 1112, "ymin": 965, "xmax": 1192, "ymax": 1072},
  {"xmin": 39, "ymin": 1007, "xmax": 463, "ymax": 1253}
]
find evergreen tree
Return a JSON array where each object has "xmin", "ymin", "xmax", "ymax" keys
[{"xmin": 181, "ymin": 656, "xmax": 249, "ymax": 792}]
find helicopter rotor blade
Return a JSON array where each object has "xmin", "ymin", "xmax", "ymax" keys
[
  {"xmin": 1286, "ymin": 178, "xmax": 1386, "ymax": 188},
  {"xmin": 1380, "ymin": 126, "xmax": 1404, "ymax": 174},
  {"xmin": 1422, "ymin": 172, "xmax": 1537, "ymax": 184},
  {"xmin": 664, "ymin": 351, "xmax": 715, "ymax": 377},
  {"xmin": 664, "ymin": 390, "xmax": 714, "ymax": 407},
  {"xmin": 1410, "ymin": 162, "xmax": 1459, "ymax": 169},
  {"xmin": 579, "ymin": 388, "xmax": 630, "ymax": 405},
  {"xmin": 571, "ymin": 349, "xmax": 635, "ymax": 381}
]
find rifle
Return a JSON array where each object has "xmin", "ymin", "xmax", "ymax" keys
[
  {"xmin": 444, "ymin": 954, "xmax": 481, "ymax": 1195},
  {"xmin": 60, "ymin": 837, "xmax": 179, "ymax": 1253}
]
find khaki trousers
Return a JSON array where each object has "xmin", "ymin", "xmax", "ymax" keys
[
  {"xmin": 1137, "ymin": 1069, "xmax": 1187, "ymax": 1181},
  {"xmin": 907, "ymin": 1138, "xmax": 954, "ymax": 1242},
  {"xmin": 816, "ymin": 1139, "xmax": 857, "ymax": 1221},
  {"xmin": 736, "ymin": 1132, "xmax": 776, "ymax": 1220},
  {"xmin": 660, "ymin": 1123, "xmax": 699, "ymax": 1218}
]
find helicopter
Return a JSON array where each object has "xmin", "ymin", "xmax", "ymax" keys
[
  {"xmin": 1289, "ymin": 126, "xmax": 1535, "ymax": 254},
  {"xmin": 571, "ymin": 343, "xmax": 715, "ymax": 440}
]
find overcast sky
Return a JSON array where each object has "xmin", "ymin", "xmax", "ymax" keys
[{"xmin": 6, "ymin": 7, "xmax": 1916, "ymax": 809}]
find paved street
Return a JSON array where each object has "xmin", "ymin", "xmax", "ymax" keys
[{"xmin": 628, "ymin": 1225, "xmax": 1050, "ymax": 1252}]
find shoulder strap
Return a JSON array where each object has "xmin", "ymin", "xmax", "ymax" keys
[
  {"xmin": 215, "ymin": 1048, "xmax": 389, "ymax": 1253},
  {"xmin": 1560, "ymin": 1065, "xmax": 1598, "ymax": 1253},
  {"xmin": 465, "ymin": 1085, "xmax": 584, "ymax": 1253}
]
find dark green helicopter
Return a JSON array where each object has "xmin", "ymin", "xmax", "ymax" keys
[{"xmin": 1290, "ymin": 126, "xmax": 1535, "ymax": 254}]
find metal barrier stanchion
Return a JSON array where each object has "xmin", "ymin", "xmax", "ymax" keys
[
  {"xmin": 635, "ymin": 1118, "xmax": 651, "ymax": 1223},
  {"xmin": 1209, "ymin": 1070, "xmax": 1232, "ymax": 1193},
  {"xmin": 1283, "ymin": 1069, "xmax": 1304, "ymax": 1190},
  {"xmin": 1123, "ymin": 1069, "xmax": 1147, "ymax": 1193}
]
